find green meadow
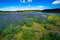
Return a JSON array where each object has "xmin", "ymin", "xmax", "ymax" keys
[{"xmin": 0, "ymin": 12, "xmax": 60, "ymax": 40}]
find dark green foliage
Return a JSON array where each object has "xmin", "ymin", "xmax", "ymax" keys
[
  {"xmin": 3, "ymin": 24, "xmax": 7, "ymax": 29},
  {"xmin": 2, "ymin": 24, "xmax": 22, "ymax": 38},
  {"xmin": 48, "ymin": 19, "xmax": 57, "ymax": 24},
  {"xmin": 2, "ymin": 26, "xmax": 14, "ymax": 37},
  {"xmin": 34, "ymin": 17, "xmax": 48, "ymax": 24},
  {"xmin": 56, "ymin": 34, "xmax": 60, "ymax": 40},
  {"xmin": 14, "ymin": 25, "xmax": 22, "ymax": 33},
  {"xmin": 20, "ymin": 29, "xmax": 35, "ymax": 40},
  {"xmin": 40, "ymin": 34, "xmax": 52, "ymax": 40},
  {"xmin": 16, "ymin": 20, "xmax": 24, "ymax": 26},
  {"xmin": 8, "ymin": 24, "xmax": 22, "ymax": 34},
  {"xmin": 24, "ymin": 18, "xmax": 33, "ymax": 27},
  {"xmin": 49, "ymin": 32, "xmax": 60, "ymax": 40},
  {"xmin": 44, "ymin": 24, "xmax": 52, "ymax": 30},
  {"xmin": 42, "ymin": 8, "xmax": 60, "ymax": 13},
  {"xmin": 0, "ymin": 28, "xmax": 1, "ymax": 33},
  {"xmin": 40, "ymin": 32, "xmax": 60, "ymax": 40},
  {"xmin": 0, "ymin": 20, "xmax": 2, "ymax": 24},
  {"xmin": 0, "ymin": 12, "xmax": 60, "ymax": 40},
  {"xmin": 55, "ymin": 23, "xmax": 60, "ymax": 27}
]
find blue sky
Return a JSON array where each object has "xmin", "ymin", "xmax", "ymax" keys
[{"xmin": 0, "ymin": 0, "xmax": 60, "ymax": 11}]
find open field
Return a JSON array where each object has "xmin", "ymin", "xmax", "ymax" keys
[{"xmin": 0, "ymin": 12, "xmax": 60, "ymax": 40}]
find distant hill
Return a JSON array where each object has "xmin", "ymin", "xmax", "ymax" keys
[
  {"xmin": 0, "ymin": 8, "xmax": 60, "ymax": 13},
  {"xmin": 42, "ymin": 8, "xmax": 60, "ymax": 13},
  {"xmin": 16, "ymin": 10, "xmax": 42, "ymax": 12},
  {"xmin": 0, "ymin": 10, "xmax": 42, "ymax": 12}
]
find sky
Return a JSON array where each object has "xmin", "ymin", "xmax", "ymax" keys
[{"xmin": 0, "ymin": 0, "xmax": 60, "ymax": 11}]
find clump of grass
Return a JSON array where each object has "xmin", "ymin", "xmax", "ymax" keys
[
  {"xmin": 48, "ymin": 14, "xmax": 57, "ymax": 24},
  {"xmin": 2, "ymin": 24, "xmax": 22, "ymax": 39},
  {"xmin": 3, "ymin": 24, "xmax": 8, "ymax": 29},
  {"xmin": 24, "ymin": 18, "xmax": 33, "ymax": 27},
  {"xmin": 19, "ymin": 29, "xmax": 35, "ymax": 40},
  {"xmin": 16, "ymin": 20, "xmax": 24, "ymax": 26},
  {"xmin": 49, "ymin": 32, "xmax": 60, "ymax": 40},
  {"xmin": 2, "ymin": 24, "xmax": 15, "ymax": 37},
  {"xmin": 55, "ymin": 23, "xmax": 60, "ymax": 27},
  {"xmin": 34, "ymin": 16, "xmax": 48, "ymax": 24},
  {"xmin": 0, "ymin": 20, "xmax": 2, "ymax": 24},
  {"xmin": 40, "ymin": 32, "xmax": 60, "ymax": 40},
  {"xmin": 48, "ymin": 19, "xmax": 57, "ymax": 24},
  {"xmin": 0, "ymin": 28, "xmax": 2, "ymax": 35},
  {"xmin": 40, "ymin": 33, "xmax": 52, "ymax": 40},
  {"xmin": 14, "ymin": 25, "xmax": 22, "ymax": 33},
  {"xmin": 44, "ymin": 24, "xmax": 52, "ymax": 30},
  {"xmin": 48, "ymin": 14, "xmax": 60, "ymax": 27}
]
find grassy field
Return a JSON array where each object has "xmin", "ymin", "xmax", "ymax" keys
[{"xmin": 0, "ymin": 13, "xmax": 60, "ymax": 40}]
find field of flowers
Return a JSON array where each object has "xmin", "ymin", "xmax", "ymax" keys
[{"xmin": 0, "ymin": 12, "xmax": 60, "ymax": 40}]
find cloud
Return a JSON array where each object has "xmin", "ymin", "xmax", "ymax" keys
[
  {"xmin": 52, "ymin": 0, "xmax": 60, "ymax": 4},
  {"xmin": 37, "ymin": 6, "xmax": 47, "ymax": 10},
  {"xmin": 0, "ymin": 5, "xmax": 46, "ymax": 11},
  {"xmin": 28, "ymin": 0, "xmax": 32, "ymax": 2},
  {"xmin": 20, "ymin": 0, "xmax": 32, "ymax": 3},
  {"xmin": 0, "ymin": 6, "xmax": 24, "ymax": 11}
]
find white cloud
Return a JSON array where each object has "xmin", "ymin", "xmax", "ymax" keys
[
  {"xmin": 52, "ymin": 0, "xmax": 60, "ymax": 4},
  {"xmin": 0, "ymin": 6, "xmax": 21, "ymax": 11},
  {"xmin": 20, "ymin": 0, "xmax": 32, "ymax": 3},
  {"xmin": 37, "ymin": 6, "xmax": 47, "ymax": 10},
  {"xmin": 28, "ymin": 0, "xmax": 32, "ymax": 2},
  {"xmin": 0, "ymin": 5, "xmax": 46, "ymax": 11}
]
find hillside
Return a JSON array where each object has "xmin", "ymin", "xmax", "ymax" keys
[
  {"xmin": 42, "ymin": 8, "xmax": 60, "ymax": 13},
  {"xmin": 0, "ymin": 8, "xmax": 60, "ymax": 13}
]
